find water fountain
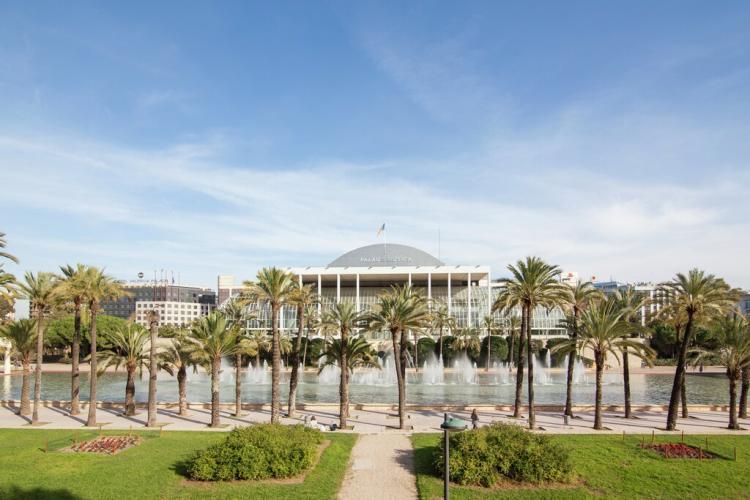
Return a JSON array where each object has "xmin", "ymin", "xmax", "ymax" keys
[
  {"xmin": 573, "ymin": 357, "xmax": 588, "ymax": 385},
  {"xmin": 453, "ymin": 352, "xmax": 477, "ymax": 384},
  {"xmin": 352, "ymin": 354, "xmax": 396, "ymax": 385},
  {"xmin": 422, "ymin": 352, "xmax": 445, "ymax": 385},
  {"xmin": 246, "ymin": 359, "xmax": 270, "ymax": 384},
  {"xmin": 532, "ymin": 353, "xmax": 551, "ymax": 385},
  {"xmin": 492, "ymin": 361, "xmax": 511, "ymax": 385},
  {"xmin": 317, "ymin": 356, "xmax": 340, "ymax": 385}
]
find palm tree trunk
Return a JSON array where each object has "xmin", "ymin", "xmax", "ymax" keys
[
  {"xmin": 70, "ymin": 301, "xmax": 81, "ymax": 416},
  {"xmin": 507, "ymin": 331, "xmax": 515, "ymax": 368},
  {"xmin": 680, "ymin": 365, "xmax": 688, "ymax": 418},
  {"xmin": 413, "ymin": 331, "xmax": 419, "ymax": 373},
  {"xmin": 739, "ymin": 367, "xmax": 749, "ymax": 419},
  {"xmin": 234, "ymin": 353, "xmax": 242, "ymax": 416},
  {"xmin": 125, "ymin": 366, "xmax": 136, "ymax": 416},
  {"xmin": 623, "ymin": 349, "xmax": 632, "ymax": 418},
  {"xmin": 486, "ymin": 333, "xmax": 491, "ymax": 372},
  {"xmin": 287, "ymin": 306, "xmax": 304, "ymax": 418},
  {"xmin": 86, "ymin": 306, "xmax": 99, "ymax": 427},
  {"xmin": 512, "ymin": 313, "xmax": 526, "ymax": 418},
  {"xmin": 340, "ymin": 328, "xmax": 349, "ymax": 429},
  {"xmin": 564, "ymin": 317, "xmax": 577, "ymax": 417},
  {"xmin": 666, "ymin": 315, "xmax": 693, "ymax": 430},
  {"xmin": 146, "ymin": 319, "xmax": 158, "ymax": 427},
  {"xmin": 399, "ymin": 328, "xmax": 409, "ymax": 428},
  {"xmin": 729, "ymin": 372, "xmax": 739, "ymax": 430},
  {"xmin": 20, "ymin": 361, "xmax": 31, "ymax": 416},
  {"xmin": 211, "ymin": 355, "xmax": 220, "ymax": 427},
  {"xmin": 391, "ymin": 328, "xmax": 406, "ymax": 429},
  {"xmin": 256, "ymin": 352, "xmax": 260, "ymax": 369},
  {"xmin": 32, "ymin": 311, "xmax": 44, "ymax": 424},
  {"xmin": 594, "ymin": 351, "xmax": 603, "ymax": 430},
  {"xmin": 525, "ymin": 305, "xmax": 535, "ymax": 429},
  {"xmin": 177, "ymin": 366, "xmax": 188, "ymax": 416},
  {"xmin": 438, "ymin": 330, "xmax": 443, "ymax": 360},
  {"xmin": 271, "ymin": 303, "xmax": 281, "ymax": 423},
  {"xmin": 301, "ymin": 328, "xmax": 310, "ymax": 370}
]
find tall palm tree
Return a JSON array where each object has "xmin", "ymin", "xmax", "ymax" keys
[
  {"xmin": 187, "ymin": 312, "xmax": 238, "ymax": 427},
  {"xmin": 660, "ymin": 269, "xmax": 737, "ymax": 431},
  {"xmin": 57, "ymin": 264, "xmax": 91, "ymax": 416},
  {"xmin": 364, "ymin": 285, "xmax": 430, "ymax": 429},
  {"xmin": 320, "ymin": 302, "xmax": 365, "ymax": 428},
  {"xmin": 243, "ymin": 268, "xmax": 296, "ymax": 423},
  {"xmin": 494, "ymin": 257, "xmax": 568, "ymax": 428},
  {"xmin": 318, "ymin": 335, "xmax": 379, "ymax": 429},
  {"xmin": 84, "ymin": 268, "xmax": 127, "ymax": 427},
  {"xmin": 17, "ymin": 271, "xmax": 58, "ymax": 425},
  {"xmin": 657, "ymin": 302, "xmax": 690, "ymax": 417},
  {"xmin": 160, "ymin": 328, "xmax": 196, "ymax": 416},
  {"xmin": 431, "ymin": 300, "xmax": 454, "ymax": 361},
  {"xmin": 740, "ymin": 366, "xmax": 750, "ymax": 419},
  {"xmin": 691, "ymin": 314, "xmax": 750, "ymax": 429},
  {"xmin": 0, "ymin": 319, "xmax": 36, "ymax": 416},
  {"xmin": 286, "ymin": 282, "xmax": 317, "ymax": 417},
  {"xmin": 560, "ymin": 281, "xmax": 601, "ymax": 417},
  {"xmin": 98, "ymin": 324, "xmax": 151, "ymax": 416},
  {"xmin": 222, "ymin": 297, "xmax": 251, "ymax": 417},
  {"xmin": 482, "ymin": 315, "xmax": 498, "ymax": 371},
  {"xmin": 612, "ymin": 286, "xmax": 649, "ymax": 418},
  {"xmin": 552, "ymin": 298, "xmax": 654, "ymax": 430}
]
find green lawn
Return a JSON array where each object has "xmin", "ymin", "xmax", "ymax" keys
[
  {"xmin": 412, "ymin": 433, "xmax": 750, "ymax": 500},
  {"xmin": 0, "ymin": 429, "xmax": 356, "ymax": 499}
]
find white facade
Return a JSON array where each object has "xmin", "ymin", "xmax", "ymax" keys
[{"xmin": 134, "ymin": 300, "xmax": 214, "ymax": 327}]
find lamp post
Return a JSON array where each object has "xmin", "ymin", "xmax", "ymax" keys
[{"xmin": 440, "ymin": 412, "xmax": 467, "ymax": 500}]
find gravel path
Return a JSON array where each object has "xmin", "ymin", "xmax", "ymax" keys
[{"xmin": 338, "ymin": 433, "xmax": 418, "ymax": 500}]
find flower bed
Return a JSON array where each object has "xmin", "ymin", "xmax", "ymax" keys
[
  {"xmin": 641, "ymin": 443, "xmax": 714, "ymax": 459},
  {"xmin": 69, "ymin": 436, "xmax": 141, "ymax": 455}
]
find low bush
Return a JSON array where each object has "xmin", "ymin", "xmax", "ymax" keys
[
  {"xmin": 187, "ymin": 424, "xmax": 323, "ymax": 481},
  {"xmin": 433, "ymin": 423, "xmax": 572, "ymax": 487}
]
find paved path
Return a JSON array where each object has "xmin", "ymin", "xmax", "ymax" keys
[{"xmin": 338, "ymin": 433, "xmax": 417, "ymax": 500}]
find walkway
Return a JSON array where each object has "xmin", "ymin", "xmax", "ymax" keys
[{"xmin": 338, "ymin": 433, "xmax": 417, "ymax": 500}]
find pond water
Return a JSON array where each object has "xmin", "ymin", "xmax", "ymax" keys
[{"xmin": 0, "ymin": 367, "xmax": 729, "ymax": 406}]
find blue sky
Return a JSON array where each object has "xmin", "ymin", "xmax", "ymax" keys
[{"xmin": 1, "ymin": 1, "xmax": 749, "ymax": 288}]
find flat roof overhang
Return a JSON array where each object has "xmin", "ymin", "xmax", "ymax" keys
[{"xmin": 286, "ymin": 265, "xmax": 491, "ymax": 283}]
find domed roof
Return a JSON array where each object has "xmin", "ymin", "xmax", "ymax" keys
[{"xmin": 328, "ymin": 244, "xmax": 444, "ymax": 267}]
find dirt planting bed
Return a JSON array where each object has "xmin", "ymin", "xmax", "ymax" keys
[
  {"xmin": 640, "ymin": 442, "xmax": 714, "ymax": 459},
  {"xmin": 66, "ymin": 436, "xmax": 141, "ymax": 455}
]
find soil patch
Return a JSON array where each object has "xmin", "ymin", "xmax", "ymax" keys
[
  {"xmin": 63, "ymin": 436, "xmax": 141, "ymax": 455},
  {"xmin": 640, "ymin": 443, "xmax": 715, "ymax": 459}
]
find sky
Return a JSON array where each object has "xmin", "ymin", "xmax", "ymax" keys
[{"xmin": 1, "ymin": 1, "xmax": 749, "ymax": 289}]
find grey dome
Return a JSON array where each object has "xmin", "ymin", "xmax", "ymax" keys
[{"xmin": 328, "ymin": 244, "xmax": 444, "ymax": 267}]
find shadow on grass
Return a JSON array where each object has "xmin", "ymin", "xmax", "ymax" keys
[
  {"xmin": 413, "ymin": 441, "xmax": 440, "ymax": 477},
  {"xmin": 1, "ymin": 486, "xmax": 81, "ymax": 499}
]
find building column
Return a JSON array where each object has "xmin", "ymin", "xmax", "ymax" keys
[
  {"xmin": 447, "ymin": 273, "xmax": 452, "ymax": 316},
  {"xmin": 336, "ymin": 274, "xmax": 341, "ymax": 303},
  {"xmin": 486, "ymin": 273, "xmax": 492, "ymax": 317},
  {"xmin": 356, "ymin": 274, "xmax": 360, "ymax": 312},
  {"xmin": 3, "ymin": 347, "xmax": 10, "ymax": 374},
  {"xmin": 468, "ymin": 273, "xmax": 472, "ymax": 328},
  {"xmin": 427, "ymin": 273, "xmax": 432, "ymax": 303},
  {"xmin": 408, "ymin": 273, "xmax": 412, "ymax": 287},
  {"xmin": 317, "ymin": 274, "xmax": 322, "ymax": 315}
]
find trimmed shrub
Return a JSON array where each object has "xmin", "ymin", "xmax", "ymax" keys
[
  {"xmin": 479, "ymin": 335, "xmax": 508, "ymax": 367},
  {"xmin": 434, "ymin": 423, "xmax": 572, "ymax": 487},
  {"xmin": 187, "ymin": 424, "xmax": 323, "ymax": 481}
]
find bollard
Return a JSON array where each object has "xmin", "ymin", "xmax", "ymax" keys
[
  {"xmin": 651, "ymin": 430, "xmax": 655, "ymax": 444},
  {"xmin": 705, "ymin": 436, "xmax": 709, "ymax": 450},
  {"xmin": 681, "ymin": 430, "xmax": 684, "ymax": 443},
  {"xmin": 563, "ymin": 414, "xmax": 569, "ymax": 426}
]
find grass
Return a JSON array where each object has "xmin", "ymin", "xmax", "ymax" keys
[
  {"xmin": 412, "ymin": 432, "xmax": 750, "ymax": 499},
  {"xmin": 0, "ymin": 429, "xmax": 356, "ymax": 499}
]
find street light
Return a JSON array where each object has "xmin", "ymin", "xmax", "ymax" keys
[{"xmin": 440, "ymin": 412, "xmax": 467, "ymax": 500}]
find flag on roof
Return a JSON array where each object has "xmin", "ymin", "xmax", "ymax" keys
[{"xmin": 376, "ymin": 223, "xmax": 385, "ymax": 237}]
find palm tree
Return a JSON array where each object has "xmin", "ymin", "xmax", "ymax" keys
[
  {"xmin": 243, "ymin": 268, "xmax": 296, "ymax": 423},
  {"xmin": 84, "ymin": 268, "xmax": 127, "ymax": 427},
  {"xmin": 222, "ymin": 297, "xmax": 251, "ymax": 417},
  {"xmin": 57, "ymin": 264, "xmax": 91, "ymax": 416},
  {"xmin": 0, "ymin": 232, "xmax": 18, "ymax": 264},
  {"xmin": 320, "ymin": 302, "xmax": 366, "ymax": 428},
  {"xmin": 482, "ymin": 315, "xmax": 498, "ymax": 371},
  {"xmin": 494, "ymin": 257, "xmax": 568, "ymax": 428},
  {"xmin": 0, "ymin": 266, "xmax": 16, "ymax": 307},
  {"xmin": 552, "ymin": 298, "xmax": 654, "ymax": 430},
  {"xmin": 246, "ymin": 330, "xmax": 271, "ymax": 368},
  {"xmin": 740, "ymin": 366, "xmax": 750, "ymax": 419},
  {"xmin": 160, "ymin": 327, "xmax": 196, "ymax": 416},
  {"xmin": 691, "ymin": 314, "xmax": 750, "ymax": 429},
  {"xmin": 431, "ymin": 300, "xmax": 454, "ymax": 361},
  {"xmin": 504, "ymin": 314, "xmax": 521, "ymax": 369},
  {"xmin": 187, "ymin": 312, "xmax": 238, "ymax": 427},
  {"xmin": 612, "ymin": 286, "xmax": 649, "ymax": 418},
  {"xmin": 0, "ymin": 319, "xmax": 36, "ymax": 415},
  {"xmin": 660, "ymin": 269, "xmax": 738, "ymax": 431},
  {"xmin": 318, "ymin": 335, "xmax": 379, "ymax": 429},
  {"xmin": 560, "ymin": 281, "xmax": 601, "ymax": 417},
  {"xmin": 98, "ymin": 324, "xmax": 150, "ymax": 416},
  {"xmin": 286, "ymin": 282, "xmax": 317, "ymax": 417},
  {"xmin": 17, "ymin": 271, "xmax": 58, "ymax": 425},
  {"xmin": 301, "ymin": 304, "xmax": 320, "ymax": 369},
  {"xmin": 451, "ymin": 327, "xmax": 481, "ymax": 356},
  {"xmin": 657, "ymin": 302, "xmax": 690, "ymax": 417},
  {"xmin": 364, "ymin": 285, "xmax": 430, "ymax": 429}
]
